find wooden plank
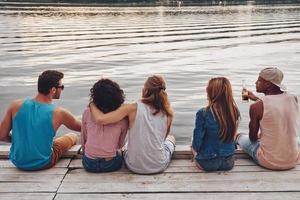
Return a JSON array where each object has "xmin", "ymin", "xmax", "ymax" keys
[
  {"xmin": 1, "ymin": 144, "xmax": 247, "ymax": 158},
  {"xmin": 58, "ymin": 170, "xmax": 300, "ymax": 193},
  {"xmin": 55, "ymin": 193, "xmax": 300, "ymax": 200},
  {"xmin": 0, "ymin": 145, "xmax": 9, "ymax": 158},
  {"xmin": 0, "ymin": 193, "xmax": 55, "ymax": 200},
  {"xmin": 0, "ymin": 168, "xmax": 67, "ymax": 193},
  {"xmin": 0, "ymin": 158, "xmax": 71, "ymax": 168},
  {"xmin": 174, "ymin": 145, "xmax": 245, "ymax": 155},
  {"xmin": 164, "ymin": 165, "xmax": 300, "ymax": 173},
  {"xmin": 0, "ymin": 182, "xmax": 60, "ymax": 193},
  {"xmin": 0, "ymin": 173, "xmax": 65, "ymax": 182},
  {"xmin": 0, "ymin": 144, "xmax": 81, "ymax": 158},
  {"xmin": 63, "ymin": 145, "xmax": 81, "ymax": 157},
  {"xmin": 0, "ymin": 168, "xmax": 68, "ymax": 175},
  {"xmin": 69, "ymin": 158, "xmax": 299, "ymax": 172}
]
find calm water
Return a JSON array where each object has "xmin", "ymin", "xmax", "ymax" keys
[{"xmin": 0, "ymin": 5, "xmax": 300, "ymax": 144}]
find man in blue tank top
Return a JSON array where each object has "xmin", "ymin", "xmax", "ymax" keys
[{"xmin": 0, "ymin": 70, "xmax": 81, "ymax": 170}]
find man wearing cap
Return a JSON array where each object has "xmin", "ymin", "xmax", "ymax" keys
[
  {"xmin": 0, "ymin": 70, "xmax": 81, "ymax": 170},
  {"xmin": 237, "ymin": 67, "xmax": 300, "ymax": 170}
]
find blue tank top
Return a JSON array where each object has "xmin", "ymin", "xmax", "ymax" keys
[{"xmin": 9, "ymin": 99, "xmax": 56, "ymax": 170}]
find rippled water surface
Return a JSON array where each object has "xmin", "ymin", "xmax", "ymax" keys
[{"xmin": 0, "ymin": 5, "xmax": 299, "ymax": 143}]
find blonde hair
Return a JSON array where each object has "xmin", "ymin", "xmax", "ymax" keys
[
  {"xmin": 142, "ymin": 75, "xmax": 173, "ymax": 118},
  {"xmin": 206, "ymin": 77, "xmax": 239, "ymax": 142}
]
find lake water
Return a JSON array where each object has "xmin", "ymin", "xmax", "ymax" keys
[{"xmin": 0, "ymin": 5, "xmax": 299, "ymax": 144}]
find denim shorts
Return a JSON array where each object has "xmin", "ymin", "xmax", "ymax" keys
[
  {"xmin": 82, "ymin": 152, "xmax": 123, "ymax": 173},
  {"xmin": 196, "ymin": 155, "xmax": 235, "ymax": 172}
]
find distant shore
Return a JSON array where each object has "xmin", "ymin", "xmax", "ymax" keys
[{"xmin": 0, "ymin": 0, "xmax": 299, "ymax": 7}]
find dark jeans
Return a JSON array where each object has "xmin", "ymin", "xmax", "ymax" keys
[
  {"xmin": 82, "ymin": 153, "xmax": 123, "ymax": 173},
  {"xmin": 196, "ymin": 155, "xmax": 235, "ymax": 172}
]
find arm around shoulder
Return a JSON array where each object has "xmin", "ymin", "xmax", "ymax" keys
[{"xmin": 90, "ymin": 103, "xmax": 135, "ymax": 125}]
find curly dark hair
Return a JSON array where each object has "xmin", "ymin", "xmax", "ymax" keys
[
  {"xmin": 38, "ymin": 70, "xmax": 64, "ymax": 95},
  {"xmin": 90, "ymin": 79, "xmax": 125, "ymax": 113}
]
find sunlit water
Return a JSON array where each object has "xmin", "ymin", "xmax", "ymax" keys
[{"xmin": 0, "ymin": 5, "xmax": 299, "ymax": 144}]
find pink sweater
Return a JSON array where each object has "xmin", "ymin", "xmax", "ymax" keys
[{"xmin": 81, "ymin": 108, "xmax": 128, "ymax": 159}]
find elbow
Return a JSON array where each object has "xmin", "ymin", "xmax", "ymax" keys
[
  {"xmin": 0, "ymin": 135, "xmax": 11, "ymax": 143},
  {"xmin": 249, "ymin": 135, "xmax": 258, "ymax": 142},
  {"xmin": 95, "ymin": 117, "xmax": 109, "ymax": 125}
]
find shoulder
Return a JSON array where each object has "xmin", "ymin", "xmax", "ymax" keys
[
  {"xmin": 10, "ymin": 99, "xmax": 23, "ymax": 108},
  {"xmin": 82, "ymin": 107, "xmax": 91, "ymax": 121},
  {"xmin": 9, "ymin": 99, "xmax": 24, "ymax": 113},
  {"xmin": 249, "ymin": 100, "xmax": 263, "ymax": 119},
  {"xmin": 195, "ymin": 107, "xmax": 207, "ymax": 118},
  {"xmin": 250, "ymin": 100, "xmax": 263, "ymax": 110},
  {"xmin": 285, "ymin": 93, "xmax": 298, "ymax": 103},
  {"xmin": 196, "ymin": 107, "xmax": 207, "ymax": 115},
  {"xmin": 53, "ymin": 106, "xmax": 72, "ymax": 118},
  {"xmin": 122, "ymin": 103, "xmax": 137, "ymax": 112}
]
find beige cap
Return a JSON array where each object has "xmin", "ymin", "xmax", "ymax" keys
[{"xmin": 259, "ymin": 67, "xmax": 286, "ymax": 91}]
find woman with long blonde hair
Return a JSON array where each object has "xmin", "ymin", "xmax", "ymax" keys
[
  {"xmin": 191, "ymin": 77, "xmax": 240, "ymax": 171},
  {"xmin": 90, "ymin": 75, "xmax": 175, "ymax": 174}
]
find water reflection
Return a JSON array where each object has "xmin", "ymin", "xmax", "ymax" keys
[{"xmin": 0, "ymin": 5, "xmax": 299, "ymax": 143}]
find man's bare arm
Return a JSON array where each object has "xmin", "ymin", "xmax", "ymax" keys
[
  {"xmin": 0, "ymin": 101, "xmax": 22, "ymax": 142},
  {"xmin": 249, "ymin": 101, "xmax": 263, "ymax": 142},
  {"xmin": 0, "ymin": 107, "xmax": 12, "ymax": 142},
  {"xmin": 53, "ymin": 108, "xmax": 81, "ymax": 132}
]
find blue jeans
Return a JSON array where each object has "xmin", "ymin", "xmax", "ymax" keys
[
  {"xmin": 196, "ymin": 155, "xmax": 235, "ymax": 171},
  {"xmin": 82, "ymin": 153, "xmax": 123, "ymax": 173},
  {"xmin": 236, "ymin": 134, "xmax": 260, "ymax": 164}
]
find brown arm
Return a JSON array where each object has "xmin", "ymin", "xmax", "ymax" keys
[{"xmin": 249, "ymin": 100, "xmax": 263, "ymax": 142}]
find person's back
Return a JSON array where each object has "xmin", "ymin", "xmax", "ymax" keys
[
  {"xmin": 89, "ymin": 75, "xmax": 176, "ymax": 174},
  {"xmin": 192, "ymin": 77, "xmax": 239, "ymax": 171},
  {"xmin": 194, "ymin": 108, "xmax": 236, "ymax": 160},
  {"xmin": 237, "ymin": 67, "xmax": 300, "ymax": 170},
  {"xmin": 0, "ymin": 70, "xmax": 81, "ymax": 170},
  {"xmin": 81, "ymin": 78, "xmax": 128, "ymax": 172},
  {"xmin": 124, "ymin": 101, "xmax": 170, "ymax": 174},
  {"xmin": 10, "ymin": 99, "xmax": 55, "ymax": 170},
  {"xmin": 82, "ymin": 108, "xmax": 128, "ymax": 159},
  {"xmin": 258, "ymin": 93, "xmax": 299, "ymax": 169}
]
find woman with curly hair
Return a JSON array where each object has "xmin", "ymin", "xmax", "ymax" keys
[
  {"xmin": 81, "ymin": 79, "xmax": 128, "ymax": 172},
  {"xmin": 90, "ymin": 75, "xmax": 175, "ymax": 174}
]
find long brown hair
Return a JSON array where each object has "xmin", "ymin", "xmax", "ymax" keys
[
  {"xmin": 206, "ymin": 77, "xmax": 239, "ymax": 143},
  {"xmin": 142, "ymin": 75, "xmax": 173, "ymax": 118}
]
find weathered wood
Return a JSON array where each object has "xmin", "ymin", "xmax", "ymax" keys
[
  {"xmin": 55, "ymin": 193, "xmax": 300, "ymax": 200},
  {"xmin": 1, "ymin": 144, "xmax": 299, "ymax": 198},
  {"xmin": 0, "ymin": 168, "xmax": 67, "ymax": 193},
  {"xmin": 0, "ymin": 193, "xmax": 55, "ymax": 200},
  {"xmin": 0, "ymin": 144, "xmax": 81, "ymax": 158},
  {"xmin": 1, "ymin": 144, "xmax": 249, "ymax": 159},
  {"xmin": 0, "ymin": 145, "xmax": 9, "ymax": 158},
  {"xmin": 0, "ymin": 182, "xmax": 61, "ymax": 193},
  {"xmin": 0, "ymin": 168, "xmax": 68, "ymax": 175},
  {"xmin": 69, "ymin": 157, "xmax": 299, "ymax": 173},
  {"xmin": 1, "ymin": 173, "xmax": 65, "ymax": 182},
  {"xmin": 0, "ymin": 158, "xmax": 71, "ymax": 168},
  {"xmin": 58, "ymin": 169, "xmax": 300, "ymax": 193}
]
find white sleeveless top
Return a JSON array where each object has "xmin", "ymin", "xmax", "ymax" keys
[
  {"xmin": 124, "ymin": 101, "xmax": 169, "ymax": 174},
  {"xmin": 257, "ymin": 93, "xmax": 300, "ymax": 170}
]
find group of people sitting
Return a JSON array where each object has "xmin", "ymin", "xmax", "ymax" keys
[{"xmin": 0, "ymin": 67, "xmax": 299, "ymax": 174}]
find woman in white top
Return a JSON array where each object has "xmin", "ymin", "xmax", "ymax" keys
[{"xmin": 90, "ymin": 75, "xmax": 175, "ymax": 174}]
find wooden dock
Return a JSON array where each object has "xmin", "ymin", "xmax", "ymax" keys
[{"xmin": 0, "ymin": 144, "xmax": 299, "ymax": 200}]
